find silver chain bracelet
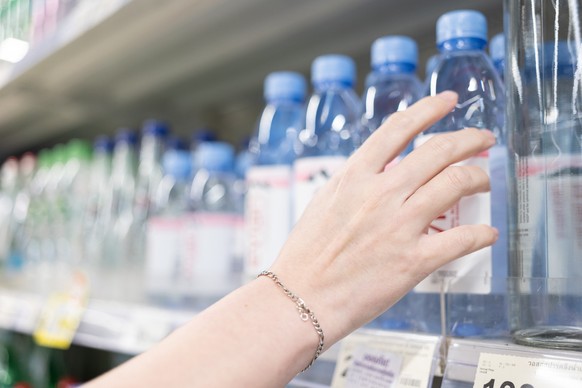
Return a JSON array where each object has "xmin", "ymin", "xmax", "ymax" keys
[{"xmin": 258, "ymin": 270, "xmax": 325, "ymax": 372}]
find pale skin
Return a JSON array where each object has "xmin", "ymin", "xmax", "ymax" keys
[{"xmin": 86, "ymin": 91, "xmax": 498, "ymax": 387}]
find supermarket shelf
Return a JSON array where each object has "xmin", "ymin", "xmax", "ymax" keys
[
  {"xmin": 0, "ymin": 288, "xmax": 195, "ymax": 355},
  {"xmin": 0, "ymin": 0, "xmax": 503, "ymax": 157}
]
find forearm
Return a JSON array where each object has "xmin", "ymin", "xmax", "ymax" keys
[{"xmin": 85, "ymin": 277, "xmax": 320, "ymax": 387}]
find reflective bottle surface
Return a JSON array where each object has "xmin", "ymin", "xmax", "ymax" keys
[{"xmin": 505, "ymin": 0, "xmax": 582, "ymax": 350}]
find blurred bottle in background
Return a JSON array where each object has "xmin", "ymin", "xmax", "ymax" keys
[
  {"xmin": 188, "ymin": 141, "xmax": 239, "ymax": 309},
  {"xmin": 133, "ymin": 120, "xmax": 169, "ymax": 266},
  {"xmin": 62, "ymin": 139, "xmax": 92, "ymax": 273},
  {"xmin": 244, "ymin": 71, "xmax": 306, "ymax": 281},
  {"xmin": 490, "ymin": 32, "xmax": 505, "ymax": 82},
  {"xmin": 84, "ymin": 136, "xmax": 113, "ymax": 297},
  {"xmin": 0, "ymin": 158, "xmax": 20, "ymax": 279},
  {"xmin": 104, "ymin": 129, "xmax": 140, "ymax": 301},
  {"xmin": 418, "ymin": 9, "xmax": 507, "ymax": 337},
  {"xmin": 6, "ymin": 153, "xmax": 36, "ymax": 286},
  {"xmin": 361, "ymin": 35, "xmax": 423, "ymax": 156},
  {"xmin": 293, "ymin": 55, "xmax": 361, "ymax": 222},
  {"xmin": 146, "ymin": 148, "xmax": 192, "ymax": 306}
]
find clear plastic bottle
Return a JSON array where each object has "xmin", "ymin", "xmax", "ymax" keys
[
  {"xmin": 146, "ymin": 148, "xmax": 192, "ymax": 306},
  {"xmin": 0, "ymin": 157, "xmax": 19, "ymax": 275},
  {"xmin": 133, "ymin": 120, "xmax": 169, "ymax": 263},
  {"xmin": 245, "ymin": 71, "xmax": 306, "ymax": 280},
  {"xmin": 107, "ymin": 129, "xmax": 140, "ymax": 300},
  {"xmin": 361, "ymin": 35, "xmax": 423, "ymax": 156},
  {"xmin": 417, "ymin": 10, "xmax": 508, "ymax": 337},
  {"xmin": 62, "ymin": 139, "xmax": 92, "ymax": 271},
  {"xmin": 7, "ymin": 152, "xmax": 36, "ymax": 284},
  {"xmin": 490, "ymin": 33, "xmax": 505, "ymax": 82},
  {"xmin": 84, "ymin": 136, "xmax": 113, "ymax": 296},
  {"xmin": 188, "ymin": 141, "xmax": 239, "ymax": 309},
  {"xmin": 294, "ymin": 55, "xmax": 361, "ymax": 222},
  {"xmin": 425, "ymin": 54, "xmax": 440, "ymax": 81},
  {"xmin": 360, "ymin": 36, "xmax": 436, "ymax": 333}
]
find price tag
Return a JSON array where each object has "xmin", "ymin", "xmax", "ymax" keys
[
  {"xmin": 473, "ymin": 353, "xmax": 582, "ymax": 388},
  {"xmin": 33, "ymin": 271, "xmax": 89, "ymax": 349},
  {"xmin": 345, "ymin": 346, "xmax": 402, "ymax": 388},
  {"xmin": 331, "ymin": 331, "xmax": 440, "ymax": 388}
]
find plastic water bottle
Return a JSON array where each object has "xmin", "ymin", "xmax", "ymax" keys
[
  {"xmin": 145, "ymin": 149, "xmax": 192, "ymax": 305},
  {"xmin": 359, "ymin": 36, "xmax": 437, "ymax": 333},
  {"xmin": 103, "ymin": 129, "xmax": 141, "ymax": 300},
  {"xmin": 294, "ymin": 55, "xmax": 361, "ymax": 221},
  {"xmin": 62, "ymin": 139, "xmax": 92, "ymax": 269},
  {"xmin": 362, "ymin": 35, "xmax": 423, "ymax": 157},
  {"xmin": 417, "ymin": 10, "xmax": 508, "ymax": 338},
  {"xmin": 425, "ymin": 54, "xmax": 440, "ymax": 81},
  {"xmin": 0, "ymin": 158, "xmax": 19, "ymax": 273},
  {"xmin": 134, "ymin": 120, "xmax": 169, "ymax": 265},
  {"xmin": 245, "ymin": 71, "xmax": 306, "ymax": 280},
  {"xmin": 490, "ymin": 33, "xmax": 505, "ymax": 81},
  {"xmin": 84, "ymin": 136, "xmax": 113, "ymax": 294},
  {"xmin": 188, "ymin": 141, "xmax": 239, "ymax": 308}
]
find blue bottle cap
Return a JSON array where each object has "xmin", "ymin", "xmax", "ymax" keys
[
  {"xmin": 264, "ymin": 71, "xmax": 307, "ymax": 102},
  {"xmin": 192, "ymin": 128, "xmax": 217, "ymax": 143},
  {"xmin": 371, "ymin": 35, "xmax": 418, "ymax": 69},
  {"xmin": 311, "ymin": 54, "xmax": 356, "ymax": 87},
  {"xmin": 93, "ymin": 136, "xmax": 114, "ymax": 153},
  {"xmin": 544, "ymin": 41, "xmax": 575, "ymax": 68},
  {"xmin": 167, "ymin": 136, "xmax": 187, "ymax": 151},
  {"xmin": 163, "ymin": 150, "xmax": 192, "ymax": 180},
  {"xmin": 490, "ymin": 33, "xmax": 505, "ymax": 62},
  {"xmin": 142, "ymin": 119, "xmax": 170, "ymax": 137},
  {"xmin": 115, "ymin": 128, "xmax": 138, "ymax": 145},
  {"xmin": 437, "ymin": 10, "xmax": 488, "ymax": 46},
  {"xmin": 196, "ymin": 141, "xmax": 235, "ymax": 172}
]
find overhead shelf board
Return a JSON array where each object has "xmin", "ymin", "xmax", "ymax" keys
[{"xmin": 0, "ymin": 0, "xmax": 503, "ymax": 157}]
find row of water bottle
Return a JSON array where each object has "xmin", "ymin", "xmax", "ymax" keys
[
  {"xmin": 245, "ymin": 9, "xmax": 509, "ymax": 337},
  {"xmin": 0, "ymin": 120, "xmax": 249, "ymax": 308}
]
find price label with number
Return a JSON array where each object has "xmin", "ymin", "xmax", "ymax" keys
[{"xmin": 473, "ymin": 353, "xmax": 582, "ymax": 388}]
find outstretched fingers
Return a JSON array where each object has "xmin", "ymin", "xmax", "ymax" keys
[
  {"xmin": 419, "ymin": 225, "xmax": 499, "ymax": 270},
  {"xmin": 402, "ymin": 165, "xmax": 490, "ymax": 232},
  {"xmin": 349, "ymin": 92, "xmax": 458, "ymax": 174}
]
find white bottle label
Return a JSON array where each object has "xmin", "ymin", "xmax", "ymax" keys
[
  {"xmin": 516, "ymin": 154, "xmax": 582, "ymax": 295},
  {"xmin": 413, "ymin": 134, "xmax": 492, "ymax": 294},
  {"xmin": 184, "ymin": 212, "xmax": 238, "ymax": 297},
  {"xmin": 244, "ymin": 165, "xmax": 292, "ymax": 277},
  {"xmin": 145, "ymin": 216, "xmax": 186, "ymax": 297},
  {"xmin": 293, "ymin": 156, "xmax": 347, "ymax": 222}
]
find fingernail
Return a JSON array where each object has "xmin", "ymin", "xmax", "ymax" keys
[
  {"xmin": 483, "ymin": 130, "xmax": 496, "ymax": 144},
  {"xmin": 436, "ymin": 90, "xmax": 458, "ymax": 103},
  {"xmin": 492, "ymin": 227, "xmax": 499, "ymax": 239}
]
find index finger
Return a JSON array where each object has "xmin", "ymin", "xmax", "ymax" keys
[{"xmin": 349, "ymin": 91, "xmax": 458, "ymax": 173}]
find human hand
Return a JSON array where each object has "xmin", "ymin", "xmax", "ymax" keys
[{"xmin": 269, "ymin": 91, "xmax": 498, "ymax": 347}]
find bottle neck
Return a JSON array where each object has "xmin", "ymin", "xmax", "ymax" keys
[
  {"xmin": 373, "ymin": 62, "xmax": 416, "ymax": 75},
  {"xmin": 313, "ymin": 79, "xmax": 353, "ymax": 93},
  {"xmin": 266, "ymin": 96, "xmax": 304, "ymax": 105},
  {"xmin": 439, "ymin": 38, "xmax": 487, "ymax": 53}
]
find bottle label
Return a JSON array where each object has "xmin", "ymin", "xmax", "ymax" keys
[
  {"xmin": 183, "ymin": 212, "xmax": 239, "ymax": 296},
  {"xmin": 293, "ymin": 156, "xmax": 347, "ymax": 222},
  {"xmin": 413, "ymin": 134, "xmax": 492, "ymax": 294},
  {"xmin": 515, "ymin": 154, "xmax": 582, "ymax": 295},
  {"xmin": 245, "ymin": 165, "xmax": 292, "ymax": 277},
  {"xmin": 145, "ymin": 216, "xmax": 187, "ymax": 297}
]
